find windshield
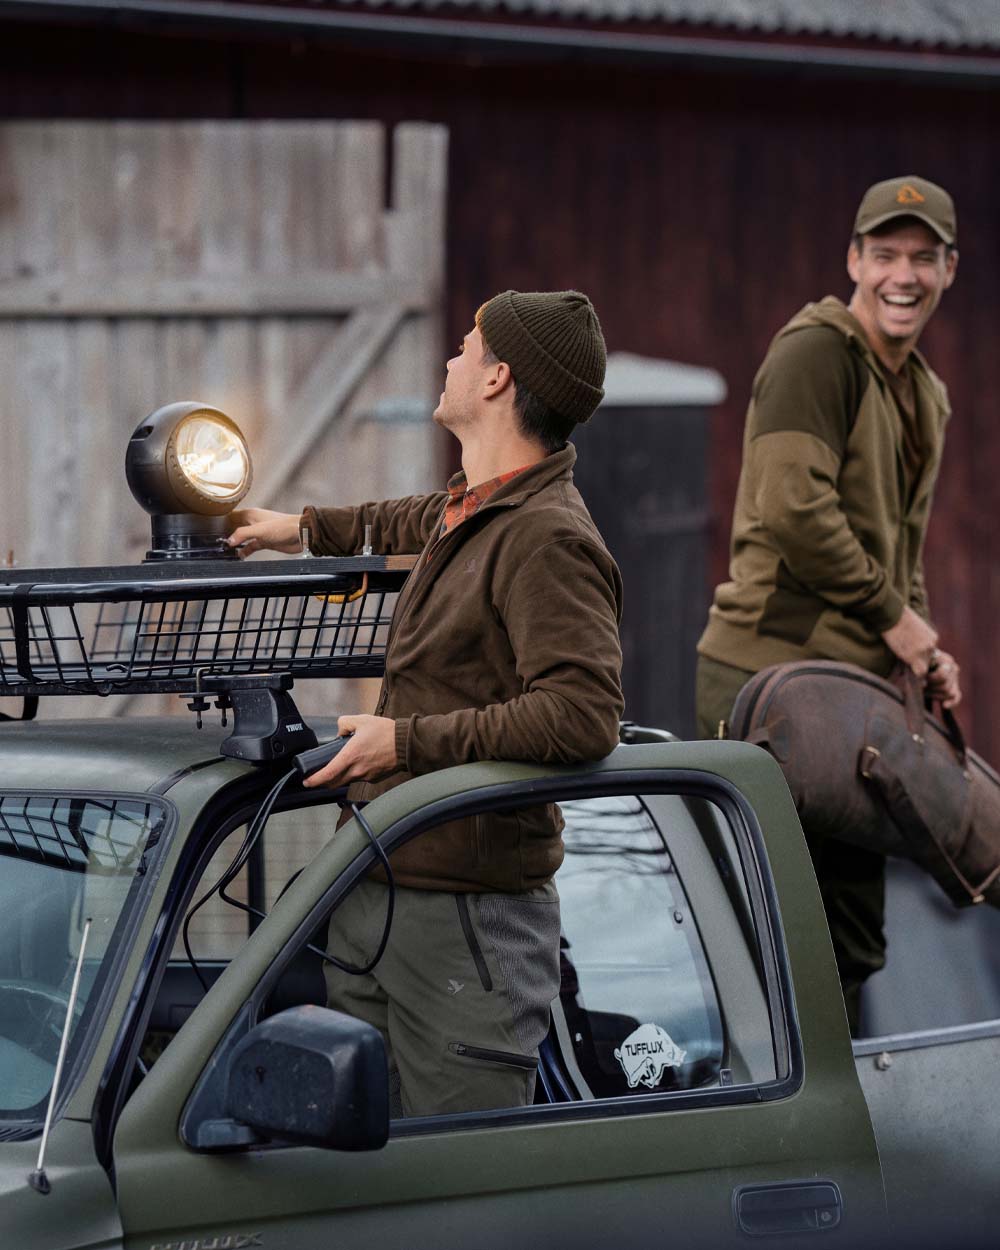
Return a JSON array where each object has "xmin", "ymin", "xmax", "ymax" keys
[{"xmin": 0, "ymin": 794, "xmax": 168, "ymax": 1124}]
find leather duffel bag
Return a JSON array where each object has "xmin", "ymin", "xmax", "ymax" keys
[{"xmin": 730, "ymin": 659, "xmax": 1000, "ymax": 909}]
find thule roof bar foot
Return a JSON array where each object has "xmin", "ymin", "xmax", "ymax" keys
[{"xmin": 187, "ymin": 672, "xmax": 318, "ymax": 764}]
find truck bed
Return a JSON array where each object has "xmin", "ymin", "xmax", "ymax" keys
[{"xmin": 854, "ymin": 860, "xmax": 1000, "ymax": 1250}]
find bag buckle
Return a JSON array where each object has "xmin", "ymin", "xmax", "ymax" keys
[{"xmin": 859, "ymin": 745, "xmax": 881, "ymax": 780}]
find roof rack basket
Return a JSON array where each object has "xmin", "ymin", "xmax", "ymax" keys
[{"xmin": 0, "ymin": 556, "xmax": 413, "ymax": 697}]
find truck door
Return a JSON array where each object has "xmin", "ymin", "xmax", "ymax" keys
[{"xmin": 111, "ymin": 742, "xmax": 886, "ymax": 1249}]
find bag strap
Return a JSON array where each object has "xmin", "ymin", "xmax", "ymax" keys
[
  {"xmin": 896, "ymin": 666, "xmax": 927, "ymax": 740},
  {"xmin": 860, "ymin": 747, "xmax": 998, "ymax": 905},
  {"xmin": 896, "ymin": 665, "xmax": 969, "ymax": 770},
  {"xmin": 937, "ymin": 704, "xmax": 969, "ymax": 771}
]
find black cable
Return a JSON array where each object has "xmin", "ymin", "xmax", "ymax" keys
[
  {"xmin": 316, "ymin": 802, "xmax": 396, "ymax": 976},
  {"xmin": 183, "ymin": 779, "xmax": 395, "ymax": 991},
  {"xmin": 218, "ymin": 800, "xmax": 395, "ymax": 976},
  {"xmin": 182, "ymin": 770, "xmax": 293, "ymax": 991}
]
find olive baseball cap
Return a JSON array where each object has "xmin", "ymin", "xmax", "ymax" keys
[
  {"xmin": 476, "ymin": 289, "xmax": 606, "ymax": 424},
  {"xmin": 854, "ymin": 175, "xmax": 956, "ymax": 246}
]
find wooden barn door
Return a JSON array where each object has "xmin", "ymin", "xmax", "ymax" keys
[{"xmin": 0, "ymin": 120, "xmax": 447, "ymax": 718}]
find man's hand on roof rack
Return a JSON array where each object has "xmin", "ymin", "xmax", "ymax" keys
[
  {"xmin": 300, "ymin": 714, "xmax": 399, "ymax": 789},
  {"xmin": 227, "ymin": 509, "xmax": 304, "ymax": 557}
]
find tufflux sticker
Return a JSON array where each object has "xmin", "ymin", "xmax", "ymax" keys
[{"xmin": 613, "ymin": 1023, "xmax": 687, "ymax": 1089}]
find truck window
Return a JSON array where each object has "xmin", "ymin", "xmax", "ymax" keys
[
  {"xmin": 293, "ymin": 784, "xmax": 779, "ymax": 1126},
  {"xmin": 179, "ymin": 778, "xmax": 786, "ymax": 1148},
  {"xmin": 549, "ymin": 793, "xmax": 776, "ymax": 1100},
  {"xmin": 0, "ymin": 793, "xmax": 168, "ymax": 1125}
]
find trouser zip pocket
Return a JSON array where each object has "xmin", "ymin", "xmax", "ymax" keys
[
  {"xmin": 449, "ymin": 1041, "xmax": 537, "ymax": 1071},
  {"xmin": 455, "ymin": 894, "xmax": 493, "ymax": 991}
]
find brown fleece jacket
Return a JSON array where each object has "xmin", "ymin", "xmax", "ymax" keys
[{"xmin": 303, "ymin": 444, "xmax": 624, "ymax": 892}]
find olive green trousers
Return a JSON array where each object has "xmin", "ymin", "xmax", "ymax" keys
[
  {"xmin": 325, "ymin": 878, "xmax": 561, "ymax": 1117},
  {"xmin": 696, "ymin": 654, "xmax": 886, "ymax": 1036}
]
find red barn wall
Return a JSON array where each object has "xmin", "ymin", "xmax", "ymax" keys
[{"xmin": 2, "ymin": 21, "xmax": 997, "ymax": 755}]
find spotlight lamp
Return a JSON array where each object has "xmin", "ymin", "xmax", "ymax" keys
[{"xmin": 126, "ymin": 402, "xmax": 253, "ymax": 561}]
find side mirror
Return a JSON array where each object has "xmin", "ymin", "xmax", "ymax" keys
[{"xmin": 226, "ymin": 1005, "xmax": 389, "ymax": 1151}]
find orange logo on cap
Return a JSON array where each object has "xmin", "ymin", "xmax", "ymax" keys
[{"xmin": 896, "ymin": 184, "xmax": 926, "ymax": 205}]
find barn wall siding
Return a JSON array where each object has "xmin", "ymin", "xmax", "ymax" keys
[{"xmin": 1, "ymin": 23, "xmax": 997, "ymax": 758}]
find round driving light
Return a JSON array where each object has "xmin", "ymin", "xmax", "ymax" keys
[
  {"xmin": 126, "ymin": 402, "xmax": 254, "ymax": 562},
  {"xmin": 174, "ymin": 415, "xmax": 251, "ymax": 502}
]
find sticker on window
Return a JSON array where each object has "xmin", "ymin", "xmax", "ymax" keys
[{"xmin": 614, "ymin": 1023, "xmax": 687, "ymax": 1089}]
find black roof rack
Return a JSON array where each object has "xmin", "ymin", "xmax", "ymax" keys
[{"xmin": 0, "ymin": 556, "xmax": 414, "ymax": 697}]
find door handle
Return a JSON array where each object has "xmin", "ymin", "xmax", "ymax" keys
[{"xmin": 734, "ymin": 1181, "xmax": 843, "ymax": 1236}]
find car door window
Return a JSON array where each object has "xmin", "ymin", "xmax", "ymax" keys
[
  {"xmin": 271, "ymin": 782, "xmax": 779, "ymax": 1126},
  {"xmin": 549, "ymin": 792, "xmax": 775, "ymax": 1101},
  {"xmin": 179, "ymin": 775, "xmax": 786, "ymax": 1153},
  {"xmin": 554, "ymin": 794, "xmax": 723, "ymax": 1097}
]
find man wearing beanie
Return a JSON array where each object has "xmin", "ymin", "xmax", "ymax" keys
[
  {"xmin": 229, "ymin": 289, "xmax": 623, "ymax": 1113},
  {"xmin": 697, "ymin": 176, "xmax": 961, "ymax": 1033}
]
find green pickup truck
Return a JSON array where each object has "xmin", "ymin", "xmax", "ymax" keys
[{"xmin": 1, "ymin": 557, "xmax": 997, "ymax": 1250}]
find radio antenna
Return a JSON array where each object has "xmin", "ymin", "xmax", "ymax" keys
[{"xmin": 29, "ymin": 917, "xmax": 92, "ymax": 1195}]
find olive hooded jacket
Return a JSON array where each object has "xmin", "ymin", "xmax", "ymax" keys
[
  {"xmin": 303, "ymin": 444, "xmax": 624, "ymax": 892},
  {"xmin": 699, "ymin": 296, "xmax": 950, "ymax": 677}
]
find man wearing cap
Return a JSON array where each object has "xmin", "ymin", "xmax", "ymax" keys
[
  {"xmin": 696, "ymin": 176, "xmax": 961, "ymax": 1033},
  {"xmin": 230, "ymin": 289, "xmax": 623, "ymax": 1112}
]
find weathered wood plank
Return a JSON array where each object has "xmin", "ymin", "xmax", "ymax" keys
[
  {"xmin": 0, "ymin": 126, "xmax": 60, "ymax": 285},
  {"xmin": 252, "ymin": 303, "xmax": 407, "ymax": 509},
  {"xmin": 61, "ymin": 123, "xmax": 117, "ymax": 282},
  {"xmin": 113, "ymin": 318, "xmax": 163, "ymax": 562},
  {"xmin": 73, "ymin": 320, "xmax": 118, "ymax": 569},
  {"xmin": 0, "ymin": 322, "xmax": 26, "ymax": 567},
  {"xmin": 327, "ymin": 122, "xmax": 386, "ymax": 272},
  {"xmin": 20, "ymin": 320, "xmax": 76, "ymax": 568},
  {"xmin": 388, "ymin": 123, "xmax": 448, "ymax": 303},
  {"xmin": 0, "ymin": 270, "xmax": 429, "ymax": 317}
]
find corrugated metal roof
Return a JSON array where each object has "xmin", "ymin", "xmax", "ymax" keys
[{"xmin": 348, "ymin": 0, "xmax": 1000, "ymax": 50}]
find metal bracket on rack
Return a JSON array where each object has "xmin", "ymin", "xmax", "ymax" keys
[{"xmin": 188, "ymin": 671, "xmax": 319, "ymax": 764}]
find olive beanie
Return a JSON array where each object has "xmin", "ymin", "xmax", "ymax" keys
[{"xmin": 477, "ymin": 289, "xmax": 607, "ymax": 424}]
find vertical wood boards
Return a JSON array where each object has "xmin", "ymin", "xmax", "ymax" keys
[{"xmin": 0, "ymin": 120, "xmax": 448, "ymax": 729}]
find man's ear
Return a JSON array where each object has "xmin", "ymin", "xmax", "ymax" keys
[
  {"xmin": 846, "ymin": 238, "xmax": 862, "ymax": 284},
  {"xmin": 943, "ymin": 247, "xmax": 959, "ymax": 289},
  {"xmin": 483, "ymin": 360, "xmax": 516, "ymax": 401}
]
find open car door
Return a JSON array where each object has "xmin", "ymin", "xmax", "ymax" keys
[{"xmin": 111, "ymin": 741, "xmax": 886, "ymax": 1249}]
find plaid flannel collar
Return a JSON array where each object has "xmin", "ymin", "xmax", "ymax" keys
[{"xmin": 438, "ymin": 464, "xmax": 533, "ymax": 538}]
